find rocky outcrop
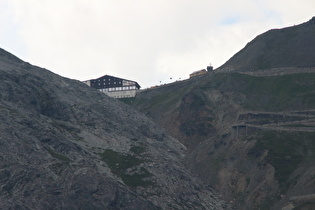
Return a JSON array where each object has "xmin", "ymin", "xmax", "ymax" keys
[
  {"xmin": 217, "ymin": 17, "xmax": 315, "ymax": 72},
  {"xmin": 0, "ymin": 48, "xmax": 228, "ymax": 209},
  {"xmin": 130, "ymin": 71, "xmax": 315, "ymax": 209},
  {"xmin": 125, "ymin": 18, "xmax": 315, "ymax": 209}
]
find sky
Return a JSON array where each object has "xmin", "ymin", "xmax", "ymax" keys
[{"xmin": 0, "ymin": 0, "xmax": 314, "ymax": 88}]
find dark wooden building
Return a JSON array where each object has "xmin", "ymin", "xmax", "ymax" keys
[{"xmin": 83, "ymin": 75, "xmax": 141, "ymax": 98}]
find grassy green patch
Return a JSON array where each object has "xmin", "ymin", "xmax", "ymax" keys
[
  {"xmin": 256, "ymin": 193, "xmax": 281, "ymax": 210},
  {"xmin": 202, "ymin": 73, "xmax": 315, "ymax": 111},
  {"xmin": 249, "ymin": 131, "xmax": 315, "ymax": 192},
  {"xmin": 180, "ymin": 121, "xmax": 213, "ymax": 136},
  {"xmin": 146, "ymin": 91, "xmax": 181, "ymax": 110},
  {"xmin": 294, "ymin": 201, "xmax": 315, "ymax": 210},
  {"xmin": 127, "ymin": 83, "xmax": 193, "ymax": 114},
  {"xmin": 208, "ymin": 156, "xmax": 224, "ymax": 171},
  {"xmin": 98, "ymin": 149, "xmax": 153, "ymax": 187},
  {"xmin": 254, "ymin": 131, "xmax": 302, "ymax": 186}
]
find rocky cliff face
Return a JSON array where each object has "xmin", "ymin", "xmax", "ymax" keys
[
  {"xmin": 130, "ymin": 72, "xmax": 315, "ymax": 209},
  {"xmin": 0, "ymin": 48, "xmax": 228, "ymax": 209},
  {"xmin": 217, "ymin": 17, "xmax": 315, "ymax": 72},
  {"xmin": 127, "ymin": 19, "xmax": 315, "ymax": 209}
]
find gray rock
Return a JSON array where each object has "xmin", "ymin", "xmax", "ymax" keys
[{"xmin": 0, "ymin": 48, "xmax": 228, "ymax": 209}]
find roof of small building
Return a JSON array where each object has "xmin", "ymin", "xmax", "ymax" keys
[{"xmin": 89, "ymin": 74, "xmax": 141, "ymax": 89}]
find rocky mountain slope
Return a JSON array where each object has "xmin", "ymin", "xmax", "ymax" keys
[
  {"xmin": 0, "ymin": 48, "xmax": 228, "ymax": 209},
  {"xmin": 129, "ymin": 71, "xmax": 315, "ymax": 210},
  {"xmin": 127, "ymin": 18, "xmax": 315, "ymax": 209},
  {"xmin": 217, "ymin": 17, "xmax": 315, "ymax": 73}
]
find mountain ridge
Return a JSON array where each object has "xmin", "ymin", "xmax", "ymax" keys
[
  {"xmin": 0, "ymin": 48, "xmax": 228, "ymax": 209},
  {"xmin": 128, "ymin": 18, "xmax": 315, "ymax": 209},
  {"xmin": 216, "ymin": 17, "xmax": 315, "ymax": 73}
]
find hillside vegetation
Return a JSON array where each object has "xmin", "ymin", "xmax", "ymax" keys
[
  {"xmin": 217, "ymin": 17, "xmax": 315, "ymax": 72},
  {"xmin": 127, "ymin": 17, "xmax": 315, "ymax": 209},
  {"xmin": 129, "ymin": 71, "xmax": 315, "ymax": 209},
  {"xmin": 0, "ymin": 48, "xmax": 228, "ymax": 209}
]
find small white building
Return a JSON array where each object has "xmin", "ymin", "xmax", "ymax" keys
[{"xmin": 83, "ymin": 75, "xmax": 141, "ymax": 98}]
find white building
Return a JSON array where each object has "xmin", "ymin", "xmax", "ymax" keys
[{"xmin": 83, "ymin": 75, "xmax": 141, "ymax": 98}]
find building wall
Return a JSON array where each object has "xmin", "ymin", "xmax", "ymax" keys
[
  {"xmin": 102, "ymin": 89, "xmax": 138, "ymax": 98},
  {"xmin": 90, "ymin": 75, "xmax": 140, "ymax": 90},
  {"xmin": 91, "ymin": 76, "xmax": 124, "ymax": 89},
  {"xmin": 189, "ymin": 69, "xmax": 207, "ymax": 78},
  {"xmin": 84, "ymin": 75, "xmax": 140, "ymax": 98}
]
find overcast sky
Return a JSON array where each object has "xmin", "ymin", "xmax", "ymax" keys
[{"xmin": 1, "ymin": 0, "xmax": 314, "ymax": 88}]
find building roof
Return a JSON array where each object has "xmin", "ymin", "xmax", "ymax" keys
[{"xmin": 89, "ymin": 75, "xmax": 141, "ymax": 89}]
